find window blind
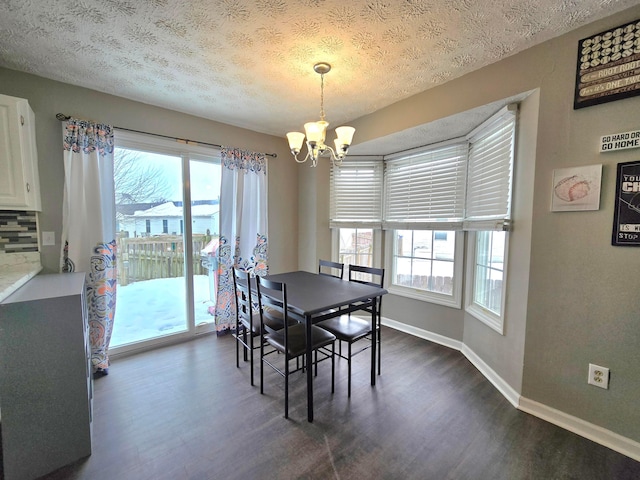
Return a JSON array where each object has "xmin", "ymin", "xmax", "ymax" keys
[
  {"xmin": 464, "ymin": 104, "xmax": 517, "ymax": 231},
  {"xmin": 383, "ymin": 142, "xmax": 467, "ymax": 230},
  {"xmin": 330, "ymin": 159, "xmax": 383, "ymax": 228}
]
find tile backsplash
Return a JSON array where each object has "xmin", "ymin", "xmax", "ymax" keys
[{"xmin": 0, "ymin": 210, "xmax": 39, "ymax": 253}]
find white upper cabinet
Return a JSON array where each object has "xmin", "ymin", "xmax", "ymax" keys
[{"xmin": 0, "ymin": 94, "xmax": 42, "ymax": 211}]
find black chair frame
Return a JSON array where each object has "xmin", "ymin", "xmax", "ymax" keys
[
  {"xmin": 232, "ymin": 267, "xmax": 260, "ymax": 386},
  {"xmin": 317, "ymin": 264, "xmax": 384, "ymax": 397},
  {"xmin": 318, "ymin": 259, "xmax": 344, "ymax": 279},
  {"xmin": 232, "ymin": 268, "xmax": 288, "ymax": 386},
  {"xmin": 257, "ymin": 276, "xmax": 336, "ymax": 419}
]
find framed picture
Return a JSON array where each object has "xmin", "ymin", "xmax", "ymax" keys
[
  {"xmin": 573, "ymin": 18, "xmax": 640, "ymax": 110},
  {"xmin": 612, "ymin": 160, "xmax": 640, "ymax": 246},
  {"xmin": 551, "ymin": 164, "xmax": 602, "ymax": 212}
]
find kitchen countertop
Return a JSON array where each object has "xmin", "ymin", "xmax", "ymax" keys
[{"xmin": 0, "ymin": 252, "xmax": 43, "ymax": 303}]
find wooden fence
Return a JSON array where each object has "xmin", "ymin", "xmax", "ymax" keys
[
  {"xmin": 339, "ymin": 245, "xmax": 374, "ymax": 270},
  {"xmin": 396, "ymin": 274, "xmax": 454, "ymax": 294},
  {"xmin": 116, "ymin": 233, "xmax": 215, "ymax": 286},
  {"xmin": 396, "ymin": 274, "xmax": 503, "ymax": 311}
]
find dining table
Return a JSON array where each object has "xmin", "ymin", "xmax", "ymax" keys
[{"xmin": 263, "ymin": 270, "xmax": 388, "ymax": 422}]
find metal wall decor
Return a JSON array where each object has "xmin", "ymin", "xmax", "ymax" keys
[{"xmin": 574, "ymin": 18, "xmax": 640, "ymax": 109}]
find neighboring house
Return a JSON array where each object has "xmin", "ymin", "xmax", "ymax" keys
[
  {"xmin": 115, "ymin": 201, "xmax": 165, "ymax": 235},
  {"xmin": 118, "ymin": 201, "xmax": 219, "ymax": 237}
]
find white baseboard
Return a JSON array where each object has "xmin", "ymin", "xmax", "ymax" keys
[
  {"xmin": 518, "ymin": 397, "xmax": 640, "ymax": 462},
  {"xmin": 461, "ymin": 344, "xmax": 521, "ymax": 408},
  {"xmin": 382, "ymin": 317, "xmax": 463, "ymax": 351},
  {"xmin": 382, "ymin": 319, "xmax": 640, "ymax": 463}
]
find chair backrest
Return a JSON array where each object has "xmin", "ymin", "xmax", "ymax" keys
[
  {"xmin": 318, "ymin": 259, "xmax": 344, "ymax": 279},
  {"xmin": 348, "ymin": 264, "xmax": 384, "ymax": 288},
  {"xmin": 348, "ymin": 264, "xmax": 385, "ymax": 316},
  {"xmin": 256, "ymin": 276, "xmax": 289, "ymax": 335},
  {"xmin": 232, "ymin": 267, "xmax": 254, "ymax": 331}
]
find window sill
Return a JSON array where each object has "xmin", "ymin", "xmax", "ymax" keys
[
  {"xmin": 465, "ymin": 303, "xmax": 504, "ymax": 335},
  {"xmin": 388, "ymin": 284, "xmax": 461, "ymax": 309}
]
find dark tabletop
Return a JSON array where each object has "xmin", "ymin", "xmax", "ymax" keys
[{"xmin": 264, "ymin": 270, "xmax": 387, "ymax": 317}]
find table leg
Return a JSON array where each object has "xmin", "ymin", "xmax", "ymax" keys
[
  {"xmin": 306, "ymin": 313, "xmax": 314, "ymax": 422},
  {"xmin": 371, "ymin": 298, "xmax": 377, "ymax": 386}
]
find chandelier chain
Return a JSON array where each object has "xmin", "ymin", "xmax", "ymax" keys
[{"xmin": 320, "ymin": 73, "xmax": 325, "ymax": 122}]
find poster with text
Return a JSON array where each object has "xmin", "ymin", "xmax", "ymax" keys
[
  {"xmin": 574, "ymin": 18, "xmax": 640, "ymax": 109},
  {"xmin": 612, "ymin": 160, "xmax": 640, "ymax": 246}
]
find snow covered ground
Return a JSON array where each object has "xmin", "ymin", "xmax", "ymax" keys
[{"xmin": 110, "ymin": 275, "xmax": 215, "ymax": 347}]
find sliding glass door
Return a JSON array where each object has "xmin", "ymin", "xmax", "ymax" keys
[
  {"xmin": 110, "ymin": 131, "xmax": 220, "ymax": 353},
  {"xmin": 189, "ymin": 158, "xmax": 221, "ymax": 335}
]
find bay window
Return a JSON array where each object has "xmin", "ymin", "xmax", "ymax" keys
[{"xmin": 329, "ymin": 103, "xmax": 517, "ymax": 328}]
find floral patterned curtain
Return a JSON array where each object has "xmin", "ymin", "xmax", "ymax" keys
[
  {"xmin": 214, "ymin": 148, "xmax": 268, "ymax": 334},
  {"xmin": 61, "ymin": 118, "xmax": 117, "ymax": 377}
]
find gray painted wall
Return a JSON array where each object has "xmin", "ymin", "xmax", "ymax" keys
[{"xmin": 297, "ymin": 158, "xmax": 332, "ymax": 273}]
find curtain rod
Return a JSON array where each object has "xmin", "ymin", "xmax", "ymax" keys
[{"xmin": 55, "ymin": 113, "xmax": 277, "ymax": 158}]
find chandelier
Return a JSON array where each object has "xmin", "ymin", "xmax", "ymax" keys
[{"xmin": 286, "ymin": 62, "xmax": 355, "ymax": 167}]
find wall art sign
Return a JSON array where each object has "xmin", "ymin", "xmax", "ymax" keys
[
  {"xmin": 551, "ymin": 164, "xmax": 602, "ymax": 212},
  {"xmin": 600, "ymin": 129, "xmax": 640, "ymax": 152},
  {"xmin": 612, "ymin": 160, "xmax": 640, "ymax": 246},
  {"xmin": 574, "ymin": 18, "xmax": 640, "ymax": 110}
]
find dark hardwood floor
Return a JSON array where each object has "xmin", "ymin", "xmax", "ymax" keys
[{"xmin": 38, "ymin": 327, "xmax": 639, "ymax": 480}]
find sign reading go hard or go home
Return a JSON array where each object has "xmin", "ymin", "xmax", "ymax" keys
[{"xmin": 600, "ymin": 129, "xmax": 640, "ymax": 152}]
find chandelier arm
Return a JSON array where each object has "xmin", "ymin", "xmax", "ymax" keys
[
  {"xmin": 324, "ymin": 146, "xmax": 344, "ymax": 167},
  {"xmin": 294, "ymin": 149, "xmax": 311, "ymax": 164}
]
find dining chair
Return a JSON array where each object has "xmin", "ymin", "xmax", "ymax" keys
[
  {"xmin": 316, "ymin": 264, "xmax": 385, "ymax": 397},
  {"xmin": 232, "ymin": 267, "xmax": 291, "ymax": 386},
  {"xmin": 256, "ymin": 276, "xmax": 336, "ymax": 419},
  {"xmin": 316, "ymin": 259, "xmax": 345, "ymax": 322},
  {"xmin": 318, "ymin": 259, "xmax": 344, "ymax": 279}
]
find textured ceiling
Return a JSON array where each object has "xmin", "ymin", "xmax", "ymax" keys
[
  {"xmin": 0, "ymin": 0, "xmax": 637, "ymax": 149},
  {"xmin": 348, "ymin": 92, "xmax": 531, "ymax": 156}
]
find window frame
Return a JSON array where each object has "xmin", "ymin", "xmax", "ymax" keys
[
  {"xmin": 112, "ymin": 129, "xmax": 222, "ymax": 355},
  {"xmin": 331, "ymin": 227, "xmax": 382, "ymax": 271},
  {"xmin": 385, "ymin": 229, "xmax": 464, "ymax": 308},
  {"xmin": 462, "ymin": 104, "xmax": 516, "ymax": 333},
  {"xmin": 465, "ymin": 230, "xmax": 510, "ymax": 334},
  {"xmin": 329, "ymin": 158, "xmax": 384, "ymax": 276}
]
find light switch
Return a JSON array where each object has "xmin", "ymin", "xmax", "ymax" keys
[{"xmin": 42, "ymin": 231, "xmax": 55, "ymax": 246}]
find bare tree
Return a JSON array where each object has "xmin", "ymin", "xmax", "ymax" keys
[{"xmin": 114, "ymin": 149, "xmax": 173, "ymax": 204}]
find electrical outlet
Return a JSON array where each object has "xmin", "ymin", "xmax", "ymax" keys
[
  {"xmin": 588, "ymin": 363, "xmax": 609, "ymax": 389},
  {"xmin": 42, "ymin": 231, "xmax": 56, "ymax": 246}
]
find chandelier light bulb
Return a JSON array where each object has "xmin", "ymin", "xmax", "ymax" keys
[
  {"xmin": 304, "ymin": 121, "xmax": 328, "ymax": 144},
  {"xmin": 335, "ymin": 126, "xmax": 355, "ymax": 147},
  {"xmin": 286, "ymin": 131, "xmax": 305, "ymax": 154}
]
